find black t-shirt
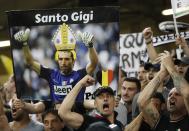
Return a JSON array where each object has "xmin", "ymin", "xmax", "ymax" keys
[
  {"xmin": 77, "ymin": 114, "xmax": 123, "ymax": 131},
  {"xmin": 139, "ymin": 121, "xmax": 152, "ymax": 131},
  {"xmin": 166, "ymin": 115, "xmax": 189, "ymax": 131},
  {"xmin": 139, "ymin": 114, "xmax": 169, "ymax": 131},
  {"xmin": 127, "ymin": 111, "xmax": 132, "ymax": 124},
  {"xmin": 140, "ymin": 114, "xmax": 189, "ymax": 131}
]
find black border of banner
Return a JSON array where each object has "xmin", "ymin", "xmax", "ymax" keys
[
  {"xmin": 7, "ymin": 6, "xmax": 120, "ymax": 100},
  {"xmin": 7, "ymin": 6, "xmax": 119, "ymax": 26}
]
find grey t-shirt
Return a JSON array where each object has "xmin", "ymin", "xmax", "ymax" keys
[
  {"xmin": 132, "ymin": 93, "xmax": 140, "ymax": 119},
  {"xmin": 10, "ymin": 119, "xmax": 44, "ymax": 131},
  {"xmin": 114, "ymin": 101, "xmax": 127, "ymax": 126}
]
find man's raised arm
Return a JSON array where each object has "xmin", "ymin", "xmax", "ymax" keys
[
  {"xmin": 14, "ymin": 29, "xmax": 41, "ymax": 74},
  {"xmin": 124, "ymin": 112, "xmax": 143, "ymax": 131},
  {"xmin": 160, "ymin": 51, "xmax": 189, "ymax": 113},
  {"xmin": 58, "ymin": 75, "xmax": 95, "ymax": 129},
  {"xmin": 137, "ymin": 61, "xmax": 168, "ymax": 128},
  {"xmin": 13, "ymin": 99, "xmax": 45, "ymax": 114},
  {"xmin": 175, "ymin": 36, "xmax": 189, "ymax": 57},
  {"xmin": 77, "ymin": 31, "xmax": 98, "ymax": 75},
  {"xmin": 142, "ymin": 27, "xmax": 158, "ymax": 62}
]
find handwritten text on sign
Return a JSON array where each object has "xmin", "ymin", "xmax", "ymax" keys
[{"xmin": 120, "ymin": 33, "xmax": 148, "ymax": 77}]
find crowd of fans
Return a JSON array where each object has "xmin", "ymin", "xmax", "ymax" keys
[{"xmin": 0, "ymin": 26, "xmax": 189, "ymax": 131}]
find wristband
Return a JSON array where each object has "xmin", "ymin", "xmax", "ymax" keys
[
  {"xmin": 23, "ymin": 42, "xmax": 28, "ymax": 46},
  {"xmin": 145, "ymin": 39, "xmax": 152, "ymax": 45},
  {"xmin": 88, "ymin": 42, "xmax": 93, "ymax": 48}
]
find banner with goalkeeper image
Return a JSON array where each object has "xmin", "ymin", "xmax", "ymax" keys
[{"xmin": 7, "ymin": 7, "xmax": 119, "ymax": 101}]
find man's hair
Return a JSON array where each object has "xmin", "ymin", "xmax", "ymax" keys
[
  {"xmin": 42, "ymin": 108, "xmax": 62, "ymax": 122},
  {"xmin": 139, "ymin": 60, "xmax": 145, "ymax": 67},
  {"xmin": 123, "ymin": 77, "xmax": 141, "ymax": 91},
  {"xmin": 152, "ymin": 92, "xmax": 165, "ymax": 103},
  {"xmin": 61, "ymin": 50, "xmax": 74, "ymax": 61},
  {"xmin": 144, "ymin": 63, "xmax": 160, "ymax": 72},
  {"xmin": 55, "ymin": 50, "xmax": 76, "ymax": 61}
]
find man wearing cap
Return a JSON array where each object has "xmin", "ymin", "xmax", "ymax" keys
[
  {"xmin": 58, "ymin": 75, "xmax": 123, "ymax": 131},
  {"xmin": 14, "ymin": 24, "xmax": 98, "ymax": 104}
]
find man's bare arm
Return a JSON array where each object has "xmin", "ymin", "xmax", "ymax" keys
[
  {"xmin": 124, "ymin": 112, "xmax": 143, "ymax": 131},
  {"xmin": 13, "ymin": 99, "xmax": 45, "ymax": 114},
  {"xmin": 175, "ymin": 36, "xmax": 189, "ymax": 57},
  {"xmin": 160, "ymin": 51, "xmax": 189, "ymax": 113},
  {"xmin": 137, "ymin": 69, "xmax": 166, "ymax": 108},
  {"xmin": 137, "ymin": 63, "xmax": 167, "ymax": 127},
  {"xmin": 83, "ymin": 99, "xmax": 95, "ymax": 109},
  {"xmin": 142, "ymin": 27, "xmax": 158, "ymax": 62},
  {"xmin": 58, "ymin": 75, "xmax": 95, "ymax": 129}
]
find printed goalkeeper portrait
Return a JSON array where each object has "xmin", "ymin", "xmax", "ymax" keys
[{"xmin": 14, "ymin": 23, "xmax": 98, "ymax": 104}]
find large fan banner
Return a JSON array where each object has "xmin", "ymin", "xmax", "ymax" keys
[
  {"xmin": 7, "ymin": 7, "xmax": 119, "ymax": 101},
  {"xmin": 120, "ymin": 31, "xmax": 189, "ymax": 77}
]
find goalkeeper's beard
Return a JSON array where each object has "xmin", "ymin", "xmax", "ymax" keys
[{"xmin": 60, "ymin": 66, "xmax": 73, "ymax": 75}]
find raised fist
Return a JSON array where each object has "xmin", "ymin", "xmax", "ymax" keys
[
  {"xmin": 80, "ymin": 75, "xmax": 95, "ymax": 87},
  {"xmin": 175, "ymin": 36, "xmax": 187, "ymax": 48},
  {"xmin": 142, "ymin": 27, "xmax": 153, "ymax": 39},
  {"xmin": 77, "ymin": 31, "xmax": 94, "ymax": 47},
  {"xmin": 14, "ymin": 28, "xmax": 30, "ymax": 43},
  {"xmin": 142, "ymin": 27, "xmax": 153, "ymax": 44}
]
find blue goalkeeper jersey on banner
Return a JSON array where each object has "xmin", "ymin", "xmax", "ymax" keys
[{"xmin": 39, "ymin": 65, "xmax": 87, "ymax": 103}]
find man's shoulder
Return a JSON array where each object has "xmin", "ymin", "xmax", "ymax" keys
[
  {"xmin": 9, "ymin": 121, "xmax": 13, "ymax": 128},
  {"xmin": 74, "ymin": 68, "xmax": 87, "ymax": 78},
  {"xmin": 28, "ymin": 119, "xmax": 44, "ymax": 130},
  {"xmin": 115, "ymin": 102, "xmax": 127, "ymax": 112},
  {"xmin": 76, "ymin": 68, "xmax": 87, "ymax": 73}
]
